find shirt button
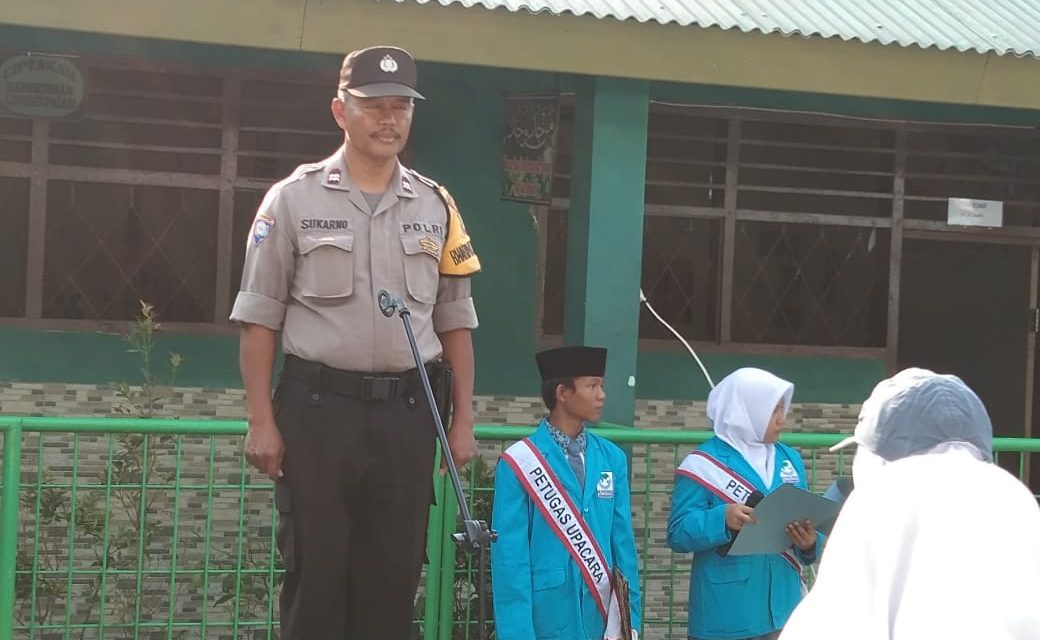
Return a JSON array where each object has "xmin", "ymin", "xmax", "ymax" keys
[
  {"xmin": 311, "ymin": 393, "xmax": 320, "ymax": 401},
  {"xmin": 583, "ymin": 507, "xmax": 589, "ymax": 513}
]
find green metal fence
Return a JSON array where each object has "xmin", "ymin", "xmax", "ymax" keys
[{"xmin": 1, "ymin": 416, "xmax": 1038, "ymax": 640}]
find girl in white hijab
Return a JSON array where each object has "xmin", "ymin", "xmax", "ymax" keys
[
  {"xmin": 709, "ymin": 367, "xmax": 795, "ymax": 486},
  {"xmin": 668, "ymin": 368, "xmax": 819, "ymax": 640},
  {"xmin": 780, "ymin": 368, "xmax": 1040, "ymax": 640}
]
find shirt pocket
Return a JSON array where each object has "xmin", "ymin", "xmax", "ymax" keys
[
  {"xmin": 400, "ymin": 234, "xmax": 440, "ymax": 305},
  {"xmin": 706, "ymin": 557, "xmax": 752, "ymax": 584},
  {"xmin": 701, "ymin": 557, "xmax": 754, "ymax": 635},
  {"xmin": 297, "ymin": 232, "xmax": 355, "ymax": 300},
  {"xmin": 532, "ymin": 567, "xmax": 568, "ymax": 639},
  {"xmin": 532, "ymin": 566, "xmax": 566, "ymax": 592}
]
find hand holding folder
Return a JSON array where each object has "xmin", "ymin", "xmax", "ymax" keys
[{"xmin": 726, "ymin": 483, "xmax": 840, "ymax": 556}]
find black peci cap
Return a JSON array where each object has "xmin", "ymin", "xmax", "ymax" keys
[{"xmin": 535, "ymin": 346, "xmax": 608, "ymax": 382}]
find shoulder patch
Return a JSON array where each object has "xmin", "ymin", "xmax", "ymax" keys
[{"xmin": 252, "ymin": 212, "xmax": 275, "ymax": 246}]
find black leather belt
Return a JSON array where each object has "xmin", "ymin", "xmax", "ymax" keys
[{"xmin": 282, "ymin": 354, "xmax": 418, "ymax": 402}]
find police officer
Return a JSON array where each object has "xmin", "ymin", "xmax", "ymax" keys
[{"xmin": 230, "ymin": 46, "xmax": 480, "ymax": 640}]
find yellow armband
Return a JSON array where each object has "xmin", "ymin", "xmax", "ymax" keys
[{"xmin": 436, "ymin": 186, "xmax": 481, "ymax": 276}]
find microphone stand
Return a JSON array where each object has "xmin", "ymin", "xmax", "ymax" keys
[{"xmin": 378, "ymin": 290, "xmax": 497, "ymax": 640}]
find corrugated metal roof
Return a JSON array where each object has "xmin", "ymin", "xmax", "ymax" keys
[{"xmin": 396, "ymin": 0, "xmax": 1040, "ymax": 58}]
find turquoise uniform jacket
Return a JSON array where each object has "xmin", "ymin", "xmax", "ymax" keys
[
  {"xmin": 491, "ymin": 421, "xmax": 642, "ymax": 640},
  {"xmin": 667, "ymin": 437, "xmax": 819, "ymax": 640}
]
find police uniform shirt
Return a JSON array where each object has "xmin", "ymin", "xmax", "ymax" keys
[{"xmin": 230, "ymin": 148, "xmax": 478, "ymax": 372}]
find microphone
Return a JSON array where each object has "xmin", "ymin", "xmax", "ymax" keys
[
  {"xmin": 377, "ymin": 289, "xmax": 407, "ymax": 318},
  {"xmin": 717, "ymin": 490, "xmax": 764, "ymax": 557}
]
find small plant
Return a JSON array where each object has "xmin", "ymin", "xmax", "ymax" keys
[
  {"xmin": 72, "ymin": 301, "xmax": 187, "ymax": 637},
  {"xmin": 203, "ymin": 530, "xmax": 284, "ymax": 640},
  {"xmin": 14, "ymin": 481, "xmax": 70, "ymax": 629},
  {"xmin": 16, "ymin": 301, "xmax": 282, "ymax": 639},
  {"xmin": 115, "ymin": 300, "xmax": 183, "ymax": 418}
]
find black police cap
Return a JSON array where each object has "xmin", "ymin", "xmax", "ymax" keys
[{"xmin": 338, "ymin": 46, "xmax": 424, "ymax": 100}]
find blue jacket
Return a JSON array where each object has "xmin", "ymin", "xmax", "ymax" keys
[
  {"xmin": 491, "ymin": 421, "xmax": 642, "ymax": 640},
  {"xmin": 667, "ymin": 437, "xmax": 819, "ymax": 640}
]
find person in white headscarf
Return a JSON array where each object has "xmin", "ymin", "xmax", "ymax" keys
[
  {"xmin": 780, "ymin": 368, "xmax": 1040, "ymax": 640},
  {"xmin": 668, "ymin": 368, "xmax": 820, "ymax": 640}
]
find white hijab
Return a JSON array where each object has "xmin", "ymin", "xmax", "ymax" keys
[
  {"xmin": 707, "ymin": 367, "xmax": 794, "ymax": 486},
  {"xmin": 780, "ymin": 372, "xmax": 1040, "ymax": 640}
]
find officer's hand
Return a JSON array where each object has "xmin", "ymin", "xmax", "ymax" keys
[
  {"xmin": 724, "ymin": 503, "xmax": 757, "ymax": 531},
  {"xmin": 786, "ymin": 519, "xmax": 816, "ymax": 551},
  {"xmin": 442, "ymin": 419, "xmax": 476, "ymax": 474},
  {"xmin": 244, "ymin": 421, "xmax": 285, "ymax": 480}
]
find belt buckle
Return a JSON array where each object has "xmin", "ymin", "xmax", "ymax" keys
[{"xmin": 362, "ymin": 376, "xmax": 398, "ymax": 401}]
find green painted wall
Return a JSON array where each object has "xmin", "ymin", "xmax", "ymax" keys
[
  {"xmin": 0, "ymin": 325, "xmax": 885, "ymax": 403},
  {"xmin": 3, "ymin": 26, "xmax": 1029, "ymax": 405},
  {"xmin": 0, "ymin": 326, "xmax": 243, "ymax": 388},
  {"xmin": 409, "ymin": 63, "xmax": 563, "ymax": 399}
]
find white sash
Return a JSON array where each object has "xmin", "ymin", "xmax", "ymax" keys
[
  {"xmin": 677, "ymin": 450, "xmax": 802, "ymax": 573},
  {"xmin": 501, "ymin": 438, "xmax": 625, "ymax": 640}
]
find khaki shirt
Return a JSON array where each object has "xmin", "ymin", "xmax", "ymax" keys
[{"xmin": 230, "ymin": 148, "xmax": 478, "ymax": 372}]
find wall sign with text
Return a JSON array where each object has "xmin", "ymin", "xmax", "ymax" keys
[{"xmin": 0, "ymin": 55, "xmax": 85, "ymax": 118}]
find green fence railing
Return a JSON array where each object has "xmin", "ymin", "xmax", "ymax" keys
[
  {"xmin": 438, "ymin": 426, "xmax": 1040, "ymax": 639},
  {"xmin": 1, "ymin": 416, "xmax": 1038, "ymax": 640}
]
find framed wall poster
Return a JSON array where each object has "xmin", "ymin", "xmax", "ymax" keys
[{"xmin": 502, "ymin": 94, "xmax": 560, "ymax": 205}]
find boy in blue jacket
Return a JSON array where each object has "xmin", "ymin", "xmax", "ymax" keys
[
  {"xmin": 491, "ymin": 346, "xmax": 641, "ymax": 640},
  {"xmin": 667, "ymin": 368, "xmax": 819, "ymax": 640}
]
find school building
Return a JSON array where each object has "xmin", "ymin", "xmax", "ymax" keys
[
  {"xmin": 3, "ymin": 0, "xmax": 1039, "ymax": 447},
  {"xmin": 2, "ymin": 2, "xmax": 1039, "ymax": 638}
]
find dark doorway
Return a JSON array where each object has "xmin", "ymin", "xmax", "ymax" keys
[{"xmin": 899, "ymin": 239, "xmax": 1035, "ymax": 486}]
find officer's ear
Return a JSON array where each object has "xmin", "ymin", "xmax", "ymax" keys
[{"xmin": 331, "ymin": 94, "xmax": 348, "ymax": 130}]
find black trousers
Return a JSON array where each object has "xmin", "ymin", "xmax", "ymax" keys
[{"xmin": 273, "ymin": 368, "xmax": 438, "ymax": 640}]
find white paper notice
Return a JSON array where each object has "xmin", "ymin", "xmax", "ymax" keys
[{"xmin": 947, "ymin": 198, "xmax": 1003, "ymax": 227}]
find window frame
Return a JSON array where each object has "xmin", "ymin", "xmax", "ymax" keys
[
  {"xmin": 0, "ymin": 55, "xmax": 337, "ymax": 333},
  {"xmin": 536, "ymin": 105, "xmax": 1040, "ymax": 366}
]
